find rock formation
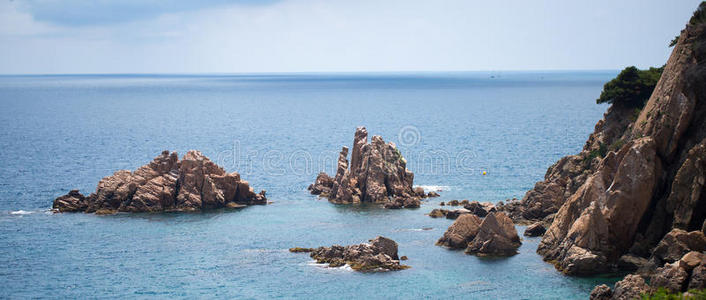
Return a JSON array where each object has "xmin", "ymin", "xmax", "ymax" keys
[
  {"xmin": 308, "ymin": 127, "xmax": 433, "ymax": 208},
  {"xmin": 509, "ymin": 3, "xmax": 706, "ymax": 277},
  {"xmin": 465, "ymin": 212, "xmax": 522, "ymax": 256},
  {"xmin": 53, "ymin": 150, "xmax": 267, "ymax": 214},
  {"xmin": 289, "ymin": 236, "xmax": 409, "ymax": 271},
  {"xmin": 436, "ymin": 211, "xmax": 521, "ymax": 256},
  {"xmin": 523, "ymin": 222, "xmax": 546, "ymax": 237},
  {"xmin": 436, "ymin": 214, "xmax": 482, "ymax": 249},
  {"xmin": 591, "ymin": 251, "xmax": 706, "ymax": 299}
]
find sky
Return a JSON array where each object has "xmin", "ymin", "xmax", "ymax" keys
[{"xmin": 0, "ymin": 0, "xmax": 702, "ymax": 74}]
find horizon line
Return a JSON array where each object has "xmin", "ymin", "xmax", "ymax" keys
[{"xmin": 0, "ymin": 69, "xmax": 622, "ymax": 76}]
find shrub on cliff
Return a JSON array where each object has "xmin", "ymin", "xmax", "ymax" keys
[{"xmin": 596, "ymin": 66, "xmax": 664, "ymax": 108}]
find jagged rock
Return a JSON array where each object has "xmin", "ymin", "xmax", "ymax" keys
[
  {"xmin": 310, "ymin": 127, "xmax": 422, "ymax": 208},
  {"xmin": 308, "ymin": 172, "xmax": 334, "ymax": 196},
  {"xmin": 447, "ymin": 200, "xmax": 460, "ymax": 206},
  {"xmin": 52, "ymin": 189, "xmax": 88, "ymax": 212},
  {"xmin": 427, "ymin": 191, "xmax": 440, "ymax": 198},
  {"xmin": 667, "ymin": 139, "xmax": 706, "ymax": 230},
  {"xmin": 463, "ymin": 201, "xmax": 494, "ymax": 217},
  {"xmin": 369, "ymin": 236, "xmax": 399, "ymax": 260},
  {"xmin": 523, "ymin": 222, "xmax": 546, "ymax": 237},
  {"xmin": 582, "ymin": 5, "xmax": 706, "ymax": 291},
  {"xmin": 436, "ymin": 214, "xmax": 482, "ymax": 249},
  {"xmin": 617, "ymin": 254, "xmax": 650, "ymax": 272},
  {"xmin": 681, "ymin": 252, "xmax": 706, "ymax": 274},
  {"xmin": 537, "ymin": 138, "xmax": 660, "ymax": 275},
  {"xmin": 53, "ymin": 150, "xmax": 267, "ymax": 214},
  {"xmin": 611, "ymin": 274, "xmax": 650, "ymax": 300},
  {"xmin": 689, "ymin": 263, "xmax": 706, "ymax": 290},
  {"xmin": 650, "ymin": 263, "xmax": 689, "ymax": 293},
  {"xmin": 413, "ymin": 187, "xmax": 426, "ymax": 197},
  {"xmin": 589, "ymin": 284, "xmax": 612, "ymax": 300},
  {"xmin": 518, "ymin": 4, "xmax": 706, "ymax": 278},
  {"xmin": 465, "ymin": 212, "xmax": 521, "ymax": 256},
  {"xmin": 439, "ymin": 201, "xmax": 445, "ymax": 206},
  {"xmin": 292, "ymin": 236, "xmax": 409, "ymax": 272},
  {"xmin": 651, "ymin": 229, "xmax": 706, "ymax": 264}
]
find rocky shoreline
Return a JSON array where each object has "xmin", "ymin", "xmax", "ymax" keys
[
  {"xmin": 496, "ymin": 3, "xmax": 706, "ymax": 298},
  {"xmin": 308, "ymin": 126, "xmax": 438, "ymax": 209},
  {"xmin": 53, "ymin": 150, "xmax": 267, "ymax": 214}
]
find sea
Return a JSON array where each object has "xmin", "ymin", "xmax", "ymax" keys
[{"xmin": 0, "ymin": 72, "xmax": 622, "ymax": 299}]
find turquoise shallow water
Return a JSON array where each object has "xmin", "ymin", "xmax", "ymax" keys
[{"xmin": 0, "ymin": 72, "xmax": 621, "ymax": 298}]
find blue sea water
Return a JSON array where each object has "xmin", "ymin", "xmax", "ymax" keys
[{"xmin": 0, "ymin": 72, "xmax": 621, "ymax": 299}]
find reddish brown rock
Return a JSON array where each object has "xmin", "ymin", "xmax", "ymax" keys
[
  {"xmin": 52, "ymin": 189, "xmax": 88, "ymax": 212},
  {"xmin": 465, "ymin": 212, "xmax": 521, "ymax": 256},
  {"xmin": 53, "ymin": 150, "xmax": 266, "ymax": 214},
  {"xmin": 291, "ymin": 236, "xmax": 409, "ymax": 272},
  {"xmin": 589, "ymin": 284, "xmax": 612, "ymax": 300},
  {"xmin": 310, "ymin": 127, "xmax": 421, "ymax": 208},
  {"xmin": 308, "ymin": 172, "xmax": 334, "ymax": 196},
  {"xmin": 436, "ymin": 214, "xmax": 482, "ymax": 249},
  {"xmin": 651, "ymin": 229, "xmax": 706, "ymax": 264},
  {"xmin": 537, "ymin": 138, "xmax": 660, "ymax": 275},
  {"xmin": 650, "ymin": 263, "xmax": 689, "ymax": 293},
  {"xmin": 523, "ymin": 222, "xmax": 546, "ymax": 237},
  {"xmin": 611, "ymin": 274, "xmax": 651, "ymax": 300}
]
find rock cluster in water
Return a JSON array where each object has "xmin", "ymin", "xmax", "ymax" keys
[
  {"xmin": 500, "ymin": 4, "xmax": 706, "ymax": 296},
  {"xmin": 429, "ymin": 200, "xmax": 497, "ymax": 220},
  {"xmin": 308, "ymin": 126, "xmax": 436, "ymax": 208},
  {"xmin": 53, "ymin": 150, "xmax": 267, "ymax": 214},
  {"xmin": 436, "ymin": 212, "xmax": 521, "ymax": 256},
  {"xmin": 289, "ymin": 236, "xmax": 409, "ymax": 271}
]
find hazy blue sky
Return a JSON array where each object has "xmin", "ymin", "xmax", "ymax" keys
[{"xmin": 0, "ymin": 0, "xmax": 702, "ymax": 74}]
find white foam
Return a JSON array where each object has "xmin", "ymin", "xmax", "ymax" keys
[
  {"xmin": 10, "ymin": 210, "xmax": 33, "ymax": 215},
  {"xmin": 306, "ymin": 260, "xmax": 353, "ymax": 272},
  {"xmin": 416, "ymin": 185, "xmax": 451, "ymax": 192}
]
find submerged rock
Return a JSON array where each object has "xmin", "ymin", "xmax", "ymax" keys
[
  {"xmin": 308, "ymin": 127, "xmax": 426, "ymax": 208},
  {"xmin": 291, "ymin": 236, "xmax": 409, "ymax": 272},
  {"xmin": 53, "ymin": 150, "xmax": 267, "ymax": 214}
]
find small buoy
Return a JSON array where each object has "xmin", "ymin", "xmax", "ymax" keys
[{"xmin": 482, "ymin": 171, "xmax": 487, "ymax": 175}]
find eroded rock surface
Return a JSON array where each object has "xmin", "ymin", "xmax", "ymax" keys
[
  {"xmin": 465, "ymin": 212, "xmax": 521, "ymax": 256},
  {"xmin": 53, "ymin": 150, "xmax": 267, "ymax": 214},
  {"xmin": 528, "ymin": 6, "xmax": 706, "ymax": 278},
  {"xmin": 308, "ymin": 127, "xmax": 430, "ymax": 208},
  {"xmin": 436, "ymin": 214, "xmax": 482, "ymax": 249}
]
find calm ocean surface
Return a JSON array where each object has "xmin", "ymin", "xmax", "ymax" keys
[{"xmin": 0, "ymin": 72, "xmax": 620, "ymax": 299}]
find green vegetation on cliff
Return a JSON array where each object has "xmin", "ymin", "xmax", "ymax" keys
[{"xmin": 596, "ymin": 66, "xmax": 664, "ymax": 108}]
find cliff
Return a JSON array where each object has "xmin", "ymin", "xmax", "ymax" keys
[{"xmin": 510, "ymin": 2, "xmax": 706, "ymax": 278}]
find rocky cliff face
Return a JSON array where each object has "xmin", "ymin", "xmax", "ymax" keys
[
  {"xmin": 308, "ymin": 127, "xmax": 432, "ymax": 208},
  {"xmin": 516, "ymin": 4, "xmax": 706, "ymax": 277},
  {"xmin": 53, "ymin": 150, "xmax": 267, "ymax": 214}
]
